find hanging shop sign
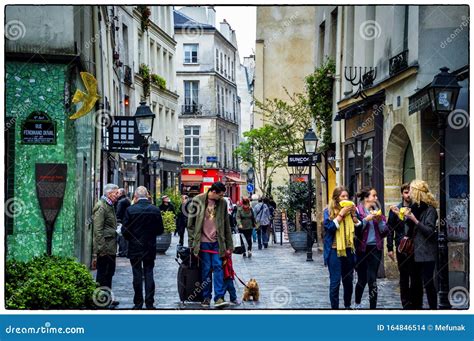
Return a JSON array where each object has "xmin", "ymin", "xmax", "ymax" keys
[
  {"xmin": 36, "ymin": 163, "xmax": 67, "ymax": 255},
  {"xmin": 69, "ymin": 72, "xmax": 101, "ymax": 120},
  {"xmin": 21, "ymin": 111, "xmax": 57, "ymax": 144},
  {"xmin": 108, "ymin": 116, "xmax": 144, "ymax": 153},
  {"xmin": 408, "ymin": 91, "xmax": 430, "ymax": 115},
  {"xmin": 287, "ymin": 154, "xmax": 321, "ymax": 167}
]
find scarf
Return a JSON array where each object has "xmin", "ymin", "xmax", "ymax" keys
[
  {"xmin": 335, "ymin": 212, "xmax": 355, "ymax": 257},
  {"xmin": 101, "ymin": 195, "xmax": 113, "ymax": 206},
  {"xmin": 242, "ymin": 204, "xmax": 251, "ymax": 212}
]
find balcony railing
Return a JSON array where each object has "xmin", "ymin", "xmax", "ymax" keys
[
  {"xmin": 389, "ymin": 50, "xmax": 409, "ymax": 77},
  {"xmin": 123, "ymin": 65, "xmax": 132, "ymax": 85},
  {"xmin": 181, "ymin": 104, "xmax": 203, "ymax": 115}
]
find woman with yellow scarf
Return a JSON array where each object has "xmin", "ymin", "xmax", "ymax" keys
[{"xmin": 323, "ymin": 186, "xmax": 361, "ymax": 309}]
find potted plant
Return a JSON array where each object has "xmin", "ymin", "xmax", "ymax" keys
[
  {"xmin": 276, "ymin": 180, "xmax": 315, "ymax": 252},
  {"xmin": 156, "ymin": 211, "xmax": 176, "ymax": 254}
]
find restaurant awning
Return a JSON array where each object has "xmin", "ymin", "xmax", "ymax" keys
[
  {"xmin": 225, "ymin": 175, "xmax": 246, "ymax": 184},
  {"xmin": 181, "ymin": 174, "xmax": 203, "ymax": 183}
]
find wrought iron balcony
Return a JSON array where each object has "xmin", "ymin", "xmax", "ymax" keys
[
  {"xmin": 181, "ymin": 104, "xmax": 203, "ymax": 115},
  {"xmin": 389, "ymin": 50, "xmax": 409, "ymax": 77},
  {"xmin": 123, "ymin": 65, "xmax": 132, "ymax": 85}
]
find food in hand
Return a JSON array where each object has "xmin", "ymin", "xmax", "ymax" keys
[
  {"xmin": 370, "ymin": 209, "xmax": 382, "ymax": 216},
  {"xmin": 399, "ymin": 207, "xmax": 408, "ymax": 220},
  {"xmin": 340, "ymin": 200, "xmax": 355, "ymax": 207}
]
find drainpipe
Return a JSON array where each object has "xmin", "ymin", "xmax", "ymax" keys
[{"xmin": 335, "ymin": 6, "xmax": 344, "ymax": 186}]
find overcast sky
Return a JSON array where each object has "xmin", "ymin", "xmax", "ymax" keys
[{"xmin": 214, "ymin": 6, "xmax": 256, "ymax": 62}]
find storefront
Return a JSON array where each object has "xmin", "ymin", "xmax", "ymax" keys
[{"xmin": 181, "ymin": 167, "xmax": 244, "ymax": 203}]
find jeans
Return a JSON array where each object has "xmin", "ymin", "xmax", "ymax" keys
[
  {"xmin": 117, "ymin": 235, "xmax": 128, "ymax": 256},
  {"xmin": 223, "ymin": 278, "xmax": 237, "ymax": 301},
  {"xmin": 130, "ymin": 258, "xmax": 155, "ymax": 307},
  {"xmin": 257, "ymin": 225, "xmax": 269, "ymax": 249},
  {"xmin": 200, "ymin": 242, "xmax": 225, "ymax": 302},
  {"xmin": 412, "ymin": 261, "xmax": 437, "ymax": 309},
  {"xmin": 239, "ymin": 229, "xmax": 253, "ymax": 252},
  {"xmin": 327, "ymin": 248, "xmax": 355, "ymax": 309},
  {"xmin": 355, "ymin": 245, "xmax": 382, "ymax": 309},
  {"xmin": 252, "ymin": 228, "xmax": 257, "ymax": 242},
  {"xmin": 396, "ymin": 250, "xmax": 422, "ymax": 309},
  {"xmin": 96, "ymin": 255, "xmax": 116, "ymax": 289}
]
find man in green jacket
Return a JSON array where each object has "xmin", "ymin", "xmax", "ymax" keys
[
  {"xmin": 92, "ymin": 183, "xmax": 120, "ymax": 307},
  {"xmin": 187, "ymin": 182, "xmax": 233, "ymax": 308}
]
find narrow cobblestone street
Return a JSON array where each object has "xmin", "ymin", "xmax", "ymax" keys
[{"xmin": 99, "ymin": 234, "xmax": 403, "ymax": 310}]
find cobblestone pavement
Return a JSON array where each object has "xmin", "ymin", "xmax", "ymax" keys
[{"xmin": 95, "ymin": 234, "xmax": 405, "ymax": 310}]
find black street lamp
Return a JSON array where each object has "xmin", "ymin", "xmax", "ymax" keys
[
  {"xmin": 150, "ymin": 141, "xmax": 162, "ymax": 204},
  {"xmin": 427, "ymin": 67, "xmax": 461, "ymax": 309},
  {"xmin": 303, "ymin": 128, "xmax": 318, "ymax": 262},
  {"xmin": 134, "ymin": 101, "xmax": 155, "ymax": 190},
  {"xmin": 247, "ymin": 167, "xmax": 255, "ymax": 188}
]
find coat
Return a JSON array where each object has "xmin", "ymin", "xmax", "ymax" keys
[
  {"xmin": 115, "ymin": 195, "xmax": 131, "ymax": 223},
  {"xmin": 236, "ymin": 206, "xmax": 254, "ymax": 230},
  {"xmin": 93, "ymin": 198, "xmax": 118, "ymax": 256},
  {"xmin": 410, "ymin": 202, "xmax": 438, "ymax": 262},
  {"xmin": 187, "ymin": 192, "xmax": 233, "ymax": 257},
  {"xmin": 355, "ymin": 203, "xmax": 388, "ymax": 253},
  {"xmin": 176, "ymin": 202, "xmax": 190, "ymax": 235},
  {"xmin": 122, "ymin": 199, "xmax": 164, "ymax": 260},
  {"xmin": 159, "ymin": 202, "xmax": 175, "ymax": 213}
]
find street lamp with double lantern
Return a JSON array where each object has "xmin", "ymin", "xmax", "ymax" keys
[{"xmin": 303, "ymin": 128, "xmax": 318, "ymax": 262}]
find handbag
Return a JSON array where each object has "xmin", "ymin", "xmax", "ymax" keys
[
  {"xmin": 232, "ymin": 233, "xmax": 245, "ymax": 254},
  {"xmin": 398, "ymin": 236, "xmax": 414, "ymax": 256}
]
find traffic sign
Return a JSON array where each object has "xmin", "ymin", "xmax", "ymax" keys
[{"xmin": 246, "ymin": 183, "xmax": 254, "ymax": 193}]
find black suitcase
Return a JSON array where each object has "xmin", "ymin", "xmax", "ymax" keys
[{"xmin": 176, "ymin": 246, "xmax": 202, "ymax": 303}]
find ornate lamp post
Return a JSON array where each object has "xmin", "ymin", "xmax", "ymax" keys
[
  {"xmin": 134, "ymin": 101, "xmax": 155, "ymax": 190},
  {"xmin": 427, "ymin": 67, "xmax": 461, "ymax": 309},
  {"xmin": 149, "ymin": 141, "xmax": 162, "ymax": 204},
  {"xmin": 303, "ymin": 128, "xmax": 318, "ymax": 262},
  {"xmin": 247, "ymin": 166, "xmax": 255, "ymax": 193}
]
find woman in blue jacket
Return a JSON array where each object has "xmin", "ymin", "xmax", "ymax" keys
[{"xmin": 323, "ymin": 186, "xmax": 361, "ymax": 309}]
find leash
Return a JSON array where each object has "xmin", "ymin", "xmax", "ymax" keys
[{"xmin": 199, "ymin": 250, "xmax": 250, "ymax": 289}]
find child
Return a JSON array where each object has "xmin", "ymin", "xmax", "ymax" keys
[{"xmin": 222, "ymin": 253, "xmax": 239, "ymax": 305}]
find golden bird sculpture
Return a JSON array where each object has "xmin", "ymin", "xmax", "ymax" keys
[{"xmin": 69, "ymin": 72, "xmax": 101, "ymax": 120}]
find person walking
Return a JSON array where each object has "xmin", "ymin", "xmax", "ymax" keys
[
  {"xmin": 176, "ymin": 195, "xmax": 189, "ymax": 246},
  {"xmin": 187, "ymin": 182, "xmax": 233, "ymax": 308},
  {"xmin": 402, "ymin": 179, "xmax": 439, "ymax": 309},
  {"xmin": 323, "ymin": 186, "xmax": 360, "ymax": 309},
  {"xmin": 115, "ymin": 188, "xmax": 131, "ymax": 257},
  {"xmin": 92, "ymin": 183, "xmax": 120, "ymax": 308},
  {"xmin": 159, "ymin": 195, "xmax": 175, "ymax": 213},
  {"xmin": 236, "ymin": 197, "xmax": 255, "ymax": 258},
  {"xmin": 250, "ymin": 194, "xmax": 259, "ymax": 242},
  {"xmin": 122, "ymin": 186, "xmax": 164, "ymax": 309},
  {"xmin": 387, "ymin": 183, "xmax": 421, "ymax": 309},
  {"xmin": 253, "ymin": 197, "xmax": 272, "ymax": 249},
  {"xmin": 354, "ymin": 187, "xmax": 388, "ymax": 309}
]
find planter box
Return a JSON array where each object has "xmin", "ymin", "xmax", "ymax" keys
[
  {"xmin": 156, "ymin": 232, "xmax": 172, "ymax": 254},
  {"xmin": 288, "ymin": 231, "xmax": 314, "ymax": 252}
]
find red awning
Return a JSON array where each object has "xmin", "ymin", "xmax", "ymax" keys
[{"xmin": 225, "ymin": 175, "xmax": 246, "ymax": 184}]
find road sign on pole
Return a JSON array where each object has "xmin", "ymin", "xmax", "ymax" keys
[{"xmin": 246, "ymin": 183, "xmax": 254, "ymax": 193}]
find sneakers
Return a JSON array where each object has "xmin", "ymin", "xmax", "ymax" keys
[
  {"xmin": 214, "ymin": 298, "xmax": 229, "ymax": 308},
  {"xmin": 201, "ymin": 298, "xmax": 211, "ymax": 307},
  {"xmin": 229, "ymin": 299, "xmax": 240, "ymax": 306}
]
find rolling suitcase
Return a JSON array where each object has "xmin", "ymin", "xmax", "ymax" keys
[{"xmin": 176, "ymin": 246, "xmax": 202, "ymax": 303}]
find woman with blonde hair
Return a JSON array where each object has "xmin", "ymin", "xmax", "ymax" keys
[
  {"xmin": 403, "ymin": 179, "xmax": 439, "ymax": 309},
  {"xmin": 323, "ymin": 186, "xmax": 361, "ymax": 309}
]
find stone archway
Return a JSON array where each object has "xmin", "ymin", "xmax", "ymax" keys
[{"xmin": 384, "ymin": 124, "xmax": 413, "ymax": 207}]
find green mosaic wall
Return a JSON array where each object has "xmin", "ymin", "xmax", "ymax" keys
[{"xmin": 6, "ymin": 62, "xmax": 77, "ymax": 261}]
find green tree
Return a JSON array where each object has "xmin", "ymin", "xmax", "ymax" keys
[{"xmin": 234, "ymin": 124, "xmax": 287, "ymax": 195}]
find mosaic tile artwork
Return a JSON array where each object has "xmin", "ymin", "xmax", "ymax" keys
[{"xmin": 6, "ymin": 62, "xmax": 77, "ymax": 261}]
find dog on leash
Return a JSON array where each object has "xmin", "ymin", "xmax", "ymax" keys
[{"xmin": 242, "ymin": 278, "xmax": 260, "ymax": 301}]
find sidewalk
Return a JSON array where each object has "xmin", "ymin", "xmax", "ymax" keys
[{"xmin": 98, "ymin": 234, "xmax": 403, "ymax": 310}]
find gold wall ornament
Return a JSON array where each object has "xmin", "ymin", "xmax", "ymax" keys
[{"xmin": 69, "ymin": 72, "xmax": 101, "ymax": 120}]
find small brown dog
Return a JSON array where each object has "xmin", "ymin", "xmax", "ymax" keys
[{"xmin": 242, "ymin": 278, "xmax": 260, "ymax": 301}]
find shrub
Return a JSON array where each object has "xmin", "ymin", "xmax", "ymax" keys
[
  {"xmin": 151, "ymin": 74, "xmax": 166, "ymax": 90},
  {"xmin": 6, "ymin": 255, "xmax": 97, "ymax": 309},
  {"xmin": 162, "ymin": 211, "xmax": 177, "ymax": 234}
]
